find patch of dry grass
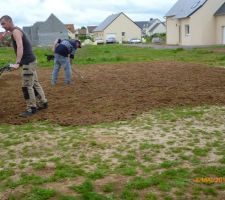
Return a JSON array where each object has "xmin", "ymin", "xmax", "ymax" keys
[{"xmin": 0, "ymin": 105, "xmax": 225, "ymax": 199}]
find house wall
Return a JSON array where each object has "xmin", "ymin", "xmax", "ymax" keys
[
  {"xmin": 166, "ymin": 18, "xmax": 180, "ymax": 45},
  {"xmin": 216, "ymin": 15, "xmax": 225, "ymax": 44},
  {"xmin": 104, "ymin": 13, "xmax": 141, "ymax": 42},
  {"xmin": 38, "ymin": 17, "xmax": 68, "ymax": 46},
  {"xmin": 144, "ymin": 19, "xmax": 160, "ymax": 36},
  {"xmin": 149, "ymin": 24, "xmax": 166, "ymax": 36},
  {"xmin": 30, "ymin": 25, "xmax": 40, "ymax": 46},
  {"xmin": 179, "ymin": 18, "xmax": 193, "ymax": 45},
  {"xmin": 166, "ymin": 0, "xmax": 225, "ymax": 46},
  {"xmin": 23, "ymin": 14, "xmax": 68, "ymax": 47},
  {"xmin": 186, "ymin": 0, "xmax": 224, "ymax": 45},
  {"xmin": 68, "ymin": 30, "xmax": 76, "ymax": 39},
  {"xmin": 146, "ymin": 20, "xmax": 165, "ymax": 36},
  {"xmin": 93, "ymin": 32, "xmax": 104, "ymax": 39},
  {"xmin": 38, "ymin": 31, "xmax": 68, "ymax": 46}
]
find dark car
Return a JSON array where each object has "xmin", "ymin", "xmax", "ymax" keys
[{"xmin": 106, "ymin": 37, "xmax": 116, "ymax": 44}]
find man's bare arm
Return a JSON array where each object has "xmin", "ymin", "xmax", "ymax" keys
[{"xmin": 12, "ymin": 29, "xmax": 23, "ymax": 65}]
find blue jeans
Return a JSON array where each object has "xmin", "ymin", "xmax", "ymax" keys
[{"xmin": 51, "ymin": 54, "xmax": 71, "ymax": 85}]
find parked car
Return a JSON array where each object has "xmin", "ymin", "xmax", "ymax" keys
[
  {"xmin": 152, "ymin": 37, "xmax": 162, "ymax": 44},
  {"xmin": 106, "ymin": 37, "xmax": 116, "ymax": 44},
  {"xmin": 95, "ymin": 38, "xmax": 104, "ymax": 45},
  {"xmin": 129, "ymin": 38, "xmax": 141, "ymax": 44}
]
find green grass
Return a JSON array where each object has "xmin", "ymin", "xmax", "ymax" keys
[
  {"xmin": 0, "ymin": 106, "xmax": 224, "ymax": 199},
  {"xmin": 9, "ymin": 187, "xmax": 56, "ymax": 200},
  {"xmin": 71, "ymin": 180, "xmax": 108, "ymax": 200},
  {"xmin": 1, "ymin": 45, "xmax": 225, "ymax": 199},
  {"xmin": 1, "ymin": 44, "xmax": 225, "ymax": 67},
  {"xmin": 0, "ymin": 169, "xmax": 15, "ymax": 180},
  {"xmin": 102, "ymin": 183, "xmax": 114, "ymax": 193}
]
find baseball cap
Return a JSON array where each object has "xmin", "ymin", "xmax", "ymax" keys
[{"xmin": 75, "ymin": 40, "xmax": 81, "ymax": 48}]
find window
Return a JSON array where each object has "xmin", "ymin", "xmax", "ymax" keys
[
  {"xmin": 122, "ymin": 32, "xmax": 125, "ymax": 36},
  {"xmin": 185, "ymin": 25, "xmax": 190, "ymax": 35},
  {"xmin": 191, "ymin": 0, "xmax": 200, "ymax": 9}
]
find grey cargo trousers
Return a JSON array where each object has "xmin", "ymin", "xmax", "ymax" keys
[{"xmin": 21, "ymin": 61, "xmax": 47, "ymax": 110}]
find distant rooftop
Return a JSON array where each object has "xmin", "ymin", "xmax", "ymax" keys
[
  {"xmin": 93, "ymin": 13, "xmax": 121, "ymax": 32},
  {"xmin": 65, "ymin": 24, "xmax": 75, "ymax": 33},
  {"xmin": 87, "ymin": 26, "xmax": 97, "ymax": 33},
  {"xmin": 135, "ymin": 19, "xmax": 158, "ymax": 29}
]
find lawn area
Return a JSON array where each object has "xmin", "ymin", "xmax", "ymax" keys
[
  {"xmin": 1, "ymin": 44, "xmax": 225, "ymax": 67},
  {"xmin": 0, "ymin": 106, "xmax": 225, "ymax": 199},
  {"xmin": 0, "ymin": 44, "xmax": 225, "ymax": 199}
]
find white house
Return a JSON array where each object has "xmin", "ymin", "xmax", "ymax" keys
[
  {"xmin": 93, "ymin": 12, "xmax": 142, "ymax": 43},
  {"xmin": 165, "ymin": 0, "xmax": 225, "ymax": 46},
  {"xmin": 136, "ymin": 19, "xmax": 166, "ymax": 36},
  {"xmin": 146, "ymin": 22, "xmax": 166, "ymax": 36}
]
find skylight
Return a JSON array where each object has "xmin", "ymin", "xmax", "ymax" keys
[{"xmin": 191, "ymin": 0, "xmax": 201, "ymax": 9}]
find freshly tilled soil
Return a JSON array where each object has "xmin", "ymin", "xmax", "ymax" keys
[{"xmin": 1, "ymin": 61, "xmax": 225, "ymax": 125}]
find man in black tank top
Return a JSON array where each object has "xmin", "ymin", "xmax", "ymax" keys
[{"xmin": 0, "ymin": 15, "xmax": 48, "ymax": 117}]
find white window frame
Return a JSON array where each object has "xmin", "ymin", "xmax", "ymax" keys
[{"xmin": 185, "ymin": 25, "xmax": 190, "ymax": 36}]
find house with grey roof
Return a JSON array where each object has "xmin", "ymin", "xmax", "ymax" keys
[
  {"xmin": 135, "ymin": 20, "xmax": 154, "ymax": 36},
  {"xmin": 65, "ymin": 24, "xmax": 76, "ymax": 39},
  {"xmin": 135, "ymin": 18, "xmax": 165, "ymax": 36},
  {"xmin": 0, "ymin": 32, "xmax": 11, "ymax": 47},
  {"xmin": 23, "ymin": 14, "xmax": 68, "ymax": 46},
  {"xmin": 165, "ymin": 0, "xmax": 225, "ymax": 46},
  {"xmin": 147, "ymin": 22, "xmax": 166, "ymax": 36},
  {"xmin": 87, "ymin": 26, "xmax": 97, "ymax": 38},
  {"xmin": 93, "ymin": 12, "xmax": 141, "ymax": 43}
]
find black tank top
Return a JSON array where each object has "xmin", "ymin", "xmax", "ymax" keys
[{"xmin": 11, "ymin": 27, "xmax": 36, "ymax": 65}]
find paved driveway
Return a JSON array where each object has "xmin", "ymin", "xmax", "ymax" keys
[{"xmin": 124, "ymin": 43, "xmax": 212, "ymax": 49}]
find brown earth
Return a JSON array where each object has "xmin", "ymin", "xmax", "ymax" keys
[{"xmin": 1, "ymin": 61, "xmax": 225, "ymax": 125}]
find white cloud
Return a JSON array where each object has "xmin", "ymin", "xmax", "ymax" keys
[{"xmin": 0, "ymin": 0, "xmax": 177, "ymax": 31}]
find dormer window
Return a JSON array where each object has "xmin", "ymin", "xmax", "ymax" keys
[{"xmin": 191, "ymin": 0, "xmax": 200, "ymax": 9}]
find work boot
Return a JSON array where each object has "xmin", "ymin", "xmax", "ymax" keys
[
  {"xmin": 37, "ymin": 102, "xmax": 48, "ymax": 111},
  {"xmin": 19, "ymin": 107, "xmax": 37, "ymax": 117}
]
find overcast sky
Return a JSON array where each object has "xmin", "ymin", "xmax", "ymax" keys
[{"xmin": 0, "ymin": 0, "xmax": 177, "ymax": 31}]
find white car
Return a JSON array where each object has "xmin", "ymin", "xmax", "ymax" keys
[
  {"xmin": 106, "ymin": 37, "xmax": 116, "ymax": 44},
  {"xmin": 95, "ymin": 38, "xmax": 104, "ymax": 45},
  {"xmin": 129, "ymin": 38, "xmax": 141, "ymax": 44}
]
